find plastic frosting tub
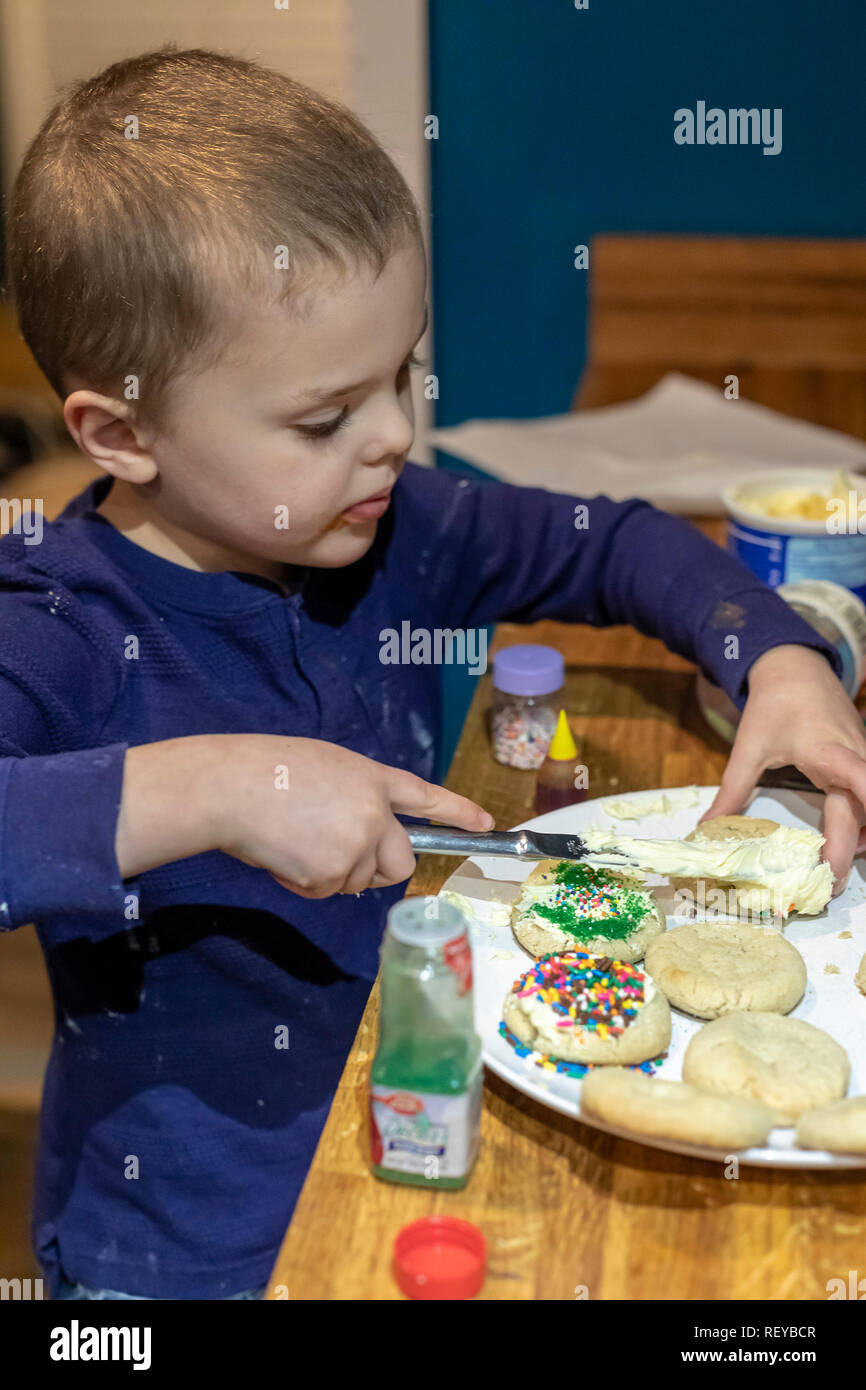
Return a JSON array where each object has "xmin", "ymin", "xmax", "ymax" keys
[{"xmin": 724, "ymin": 468, "xmax": 866, "ymax": 601}]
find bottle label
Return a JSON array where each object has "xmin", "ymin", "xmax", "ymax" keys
[
  {"xmin": 442, "ymin": 932, "xmax": 473, "ymax": 995},
  {"xmin": 370, "ymin": 1062, "xmax": 482, "ymax": 1180},
  {"xmin": 727, "ymin": 521, "xmax": 866, "ymax": 601}
]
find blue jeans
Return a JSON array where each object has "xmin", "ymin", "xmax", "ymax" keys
[{"xmin": 55, "ymin": 1274, "xmax": 266, "ymax": 1300}]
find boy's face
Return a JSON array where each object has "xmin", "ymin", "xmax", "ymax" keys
[{"xmin": 140, "ymin": 239, "xmax": 426, "ymax": 573}]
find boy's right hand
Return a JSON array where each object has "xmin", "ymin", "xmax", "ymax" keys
[
  {"xmin": 116, "ymin": 734, "xmax": 495, "ymax": 899},
  {"xmin": 215, "ymin": 735, "xmax": 494, "ymax": 898}
]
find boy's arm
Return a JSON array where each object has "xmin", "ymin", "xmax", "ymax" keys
[
  {"xmin": 396, "ymin": 465, "xmax": 866, "ymax": 884},
  {"xmin": 0, "ymin": 599, "xmax": 139, "ymax": 930},
  {"xmin": 0, "ymin": 731, "xmax": 133, "ymax": 931},
  {"xmin": 115, "ymin": 734, "xmax": 492, "ymax": 896},
  {"xmin": 0, "ymin": 577, "xmax": 495, "ymax": 926},
  {"xmin": 396, "ymin": 465, "xmax": 842, "ymax": 705},
  {"xmin": 0, "ymin": 716, "xmax": 493, "ymax": 931}
]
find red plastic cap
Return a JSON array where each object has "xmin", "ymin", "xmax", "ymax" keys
[{"xmin": 393, "ymin": 1216, "xmax": 486, "ymax": 1300}]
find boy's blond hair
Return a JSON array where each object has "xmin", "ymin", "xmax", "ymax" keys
[{"xmin": 5, "ymin": 45, "xmax": 423, "ymax": 429}]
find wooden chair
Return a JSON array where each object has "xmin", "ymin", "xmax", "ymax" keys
[{"xmin": 575, "ymin": 235, "xmax": 866, "ymax": 441}]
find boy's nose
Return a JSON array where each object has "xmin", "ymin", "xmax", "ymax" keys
[{"xmin": 363, "ymin": 414, "xmax": 414, "ymax": 465}]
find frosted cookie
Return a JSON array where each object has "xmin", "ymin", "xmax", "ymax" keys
[
  {"xmin": 511, "ymin": 860, "xmax": 665, "ymax": 962},
  {"xmin": 582, "ymin": 818, "xmax": 832, "ymax": 919},
  {"xmin": 683, "ymin": 1011, "xmax": 850, "ymax": 1125},
  {"xmin": 644, "ymin": 920, "xmax": 806, "ymax": 1019},
  {"xmin": 580, "ymin": 1069, "xmax": 774, "ymax": 1150},
  {"xmin": 671, "ymin": 814, "xmax": 780, "ymax": 920},
  {"xmin": 502, "ymin": 952, "xmax": 671, "ymax": 1065},
  {"xmin": 796, "ymin": 1095, "xmax": 866, "ymax": 1154},
  {"xmin": 856, "ymin": 953, "xmax": 866, "ymax": 996}
]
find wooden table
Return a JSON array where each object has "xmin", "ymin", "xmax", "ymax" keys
[{"xmin": 267, "ymin": 530, "xmax": 866, "ymax": 1300}]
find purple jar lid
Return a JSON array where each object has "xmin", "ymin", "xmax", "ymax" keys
[{"xmin": 492, "ymin": 644, "xmax": 564, "ymax": 697}]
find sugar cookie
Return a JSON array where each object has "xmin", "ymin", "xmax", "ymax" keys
[
  {"xmin": 511, "ymin": 859, "xmax": 665, "ymax": 962},
  {"xmin": 796, "ymin": 1095, "xmax": 866, "ymax": 1154},
  {"xmin": 502, "ymin": 951, "xmax": 671, "ymax": 1064},
  {"xmin": 644, "ymin": 920, "xmax": 806, "ymax": 1019},
  {"xmin": 682, "ymin": 1011, "xmax": 850, "ymax": 1125},
  {"xmin": 580, "ymin": 1068, "xmax": 774, "ymax": 1149},
  {"xmin": 671, "ymin": 814, "xmax": 781, "ymax": 920}
]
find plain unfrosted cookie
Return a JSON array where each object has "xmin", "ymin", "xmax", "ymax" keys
[
  {"xmin": 856, "ymin": 953, "xmax": 866, "ymax": 996},
  {"xmin": 686, "ymin": 814, "xmax": 781, "ymax": 841},
  {"xmin": 502, "ymin": 951, "xmax": 671, "ymax": 1064},
  {"xmin": 671, "ymin": 814, "xmax": 780, "ymax": 919},
  {"xmin": 683, "ymin": 1011, "xmax": 850, "ymax": 1125},
  {"xmin": 796, "ymin": 1095, "xmax": 866, "ymax": 1154},
  {"xmin": 580, "ymin": 1069, "xmax": 774, "ymax": 1149},
  {"xmin": 644, "ymin": 920, "xmax": 806, "ymax": 1019},
  {"xmin": 511, "ymin": 859, "xmax": 665, "ymax": 962}
]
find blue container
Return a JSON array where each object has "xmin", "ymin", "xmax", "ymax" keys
[{"xmin": 724, "ymin": 470, "xmax": 866, "ymax": 602}]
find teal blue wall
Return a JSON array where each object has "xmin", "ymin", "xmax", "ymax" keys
[{"xmin": 429, "ymin": 0, "xmax": 866, "ymax": 778}]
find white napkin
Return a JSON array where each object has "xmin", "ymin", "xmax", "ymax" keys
[{"xmin": 425, "ymin": 373, "xmax": 866, "ymax": 513}]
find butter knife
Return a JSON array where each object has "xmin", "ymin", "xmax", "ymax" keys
[{"xmin": 406, "ymin": 825, "xmax": 636, "ymax": 869}]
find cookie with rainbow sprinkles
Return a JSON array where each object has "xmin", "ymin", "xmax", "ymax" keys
[
  {"xmin": 502, "ymin": 950, "xmax": 671, "ymax": 1065},
  {"xmin": 511, "ymin": 859, "xmax": 665, "ymax": 963}
]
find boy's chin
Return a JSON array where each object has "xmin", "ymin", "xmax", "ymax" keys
[{"xmin": 297, "ymin": 518, "xmax": 378, "ymax": 568}]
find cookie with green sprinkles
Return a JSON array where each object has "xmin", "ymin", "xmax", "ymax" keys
[{"xmin": 511, "ymin": 859, "xmax": 666, "ymax": 963}]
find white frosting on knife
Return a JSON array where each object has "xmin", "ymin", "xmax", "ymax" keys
[{"xmin": 580, "ymin": 825, "xmax": 833, "ymax": 917}]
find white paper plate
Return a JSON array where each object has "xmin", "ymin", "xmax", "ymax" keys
[{"xmin": 442, "ymin": 786, "xmax": 866, "ymax": 1168}]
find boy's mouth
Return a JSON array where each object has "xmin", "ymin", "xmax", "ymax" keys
[{"xmin": 339, "ymin": 486, "xmax": 393, "ymax": 524}]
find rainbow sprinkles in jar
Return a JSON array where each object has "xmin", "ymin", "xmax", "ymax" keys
[{"xmin": 490, "ymin": 644, "xmax": 564, "ymax": 768}]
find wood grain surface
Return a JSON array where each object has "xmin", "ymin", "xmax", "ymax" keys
[
  {"xmin": 267, "ymin": 521, "xmax": 866, "ymax": 1300},
  {"xmin": 575, "ymin": 236, "xmax": 866, "ymax": 441}
]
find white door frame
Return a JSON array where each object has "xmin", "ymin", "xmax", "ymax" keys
[
  {"xmin": 0, "ymin": 0, "xmax": 52, "ymax": 204},
  {"xmin": 347, "ymin": 0, "xmax": 434, "ymax": 463}
]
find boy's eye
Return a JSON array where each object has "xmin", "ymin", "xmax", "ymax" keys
[
  {"xmin": 295, "ymin": 406, "xmax": 350, "ymax": 442},
  {"xmin": 293, "ymin": 354, "xmax": 425, "ymax": 444}
]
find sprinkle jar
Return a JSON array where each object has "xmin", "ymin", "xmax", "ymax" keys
[{"xmin": 490, "ymin": 644, "xmax": 564, "ymax": 769}]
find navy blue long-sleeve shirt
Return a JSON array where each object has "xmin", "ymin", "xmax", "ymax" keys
[{"xmin": 0, "ymin": 463, "xmax": 839, "ymax": 1297}]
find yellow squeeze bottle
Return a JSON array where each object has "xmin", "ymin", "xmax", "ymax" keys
[{"xmin": 533, "ymin": 709, "xmax": 586, "ymax": 815}]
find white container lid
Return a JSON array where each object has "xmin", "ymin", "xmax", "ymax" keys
[
  {"xmin": 778, "ymin": 578, "xmax": 866, "ymax": 695},
  {"xmin": 387, "ymin": 894, "xmax": 466, "ymax": 946}
]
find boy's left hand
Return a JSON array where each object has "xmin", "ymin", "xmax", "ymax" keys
[{"xmin": 699, "ymin": 643, "xmax": 866, "ymax": 894}]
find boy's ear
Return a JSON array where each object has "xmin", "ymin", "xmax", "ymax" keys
[{"xmin": 63, "ymin": 390, "xmax": 158, "ymax": 483}]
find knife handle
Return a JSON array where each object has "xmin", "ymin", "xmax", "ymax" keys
[{"xmin": 407, "ymin": 826, "xmax": 523, "ymax": 857}]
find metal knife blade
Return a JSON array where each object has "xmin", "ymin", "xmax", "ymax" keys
[{"xmin": 406, "ymin": 825, "xmax": 636, "ymax": 868}]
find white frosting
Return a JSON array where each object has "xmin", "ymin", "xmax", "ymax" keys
[
  {"xmin": 736, "ymin": 469, "xmax": 860, "ymax": 523},
  {"xmin": 438, "ymin": 890, "xmax": 512, "ymax": 928},
  {"xmin": 521, "ymin": 909, "xmax": 577, "ymax": 937},
  {"xmin": 517, "ymin": 877, "xmax": 654, "ymax": 937},
  {"xmin": 517, "ymin": 966, "xmax": 655, "ymax": 1051},
  {"xmin": 602, "ymin": 786, "xmax": 701, "ymax": 820},
  {"xmin": 581, "ymin": 825, "xmax": 833, "ymax": 917}
]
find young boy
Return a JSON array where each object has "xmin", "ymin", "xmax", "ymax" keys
[{"xmin": 4, "ymin": 47, "xmax": 866, "ymax": 1300}]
